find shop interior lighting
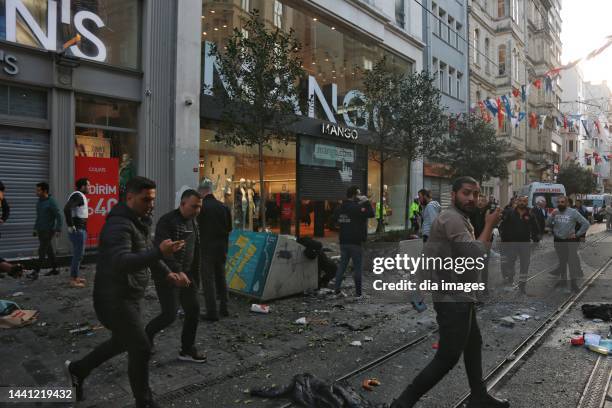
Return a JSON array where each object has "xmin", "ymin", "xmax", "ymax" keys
[
  {"xmin": 214, "ymin": 27, "xmax": 219, "ymax": 31},
  {"xmin": 203, "ymin": 32, "xmax": 207, "ymax": 35},
  {"xmin": 313, "ymin": 18, "xmax": 317, "ymax": 21},
  {"xmin": 331, "ymin": 27, "xmax": 336, "ymax": 30},
  {"xmin": 210, "ymin": 10, "xmax": 215, "ymax": 13}
]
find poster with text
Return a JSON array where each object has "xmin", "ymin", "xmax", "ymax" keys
[{"xmin": 75, "ymin": 157, "xmax": 119, "ymax": 247}]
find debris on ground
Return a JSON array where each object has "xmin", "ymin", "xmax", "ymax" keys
[
  {"xmin": 581, "ymin": 304, "xmax": 612, "ymax": 321},
  {"xmin": 294, "ymin": 317, "xmax": 307, "ymax": 325},
  {"xmin": 350, "ymin": 341, "xmax": 362, "ymax": 347},
  {"xmin": 11, "ymin": 292, "xmax": 24, "ymax": 297},
  {"xmin": 364, "ymin": 336, "xmax": 373, "ymax": 342},
  {"xmin": 250, "ymin": 373, "xmax": 386, "ymax": 407},
  {"xmin": 500, "ymin": 317, "xmax": 516, "ymax": 328},
  {"xmin": 361, "ymin": 378, "xmax": 381, "ymax": 391},
  {"xmin": 250, "ymin": 304, "xmax": 270, "ymax": 314}
]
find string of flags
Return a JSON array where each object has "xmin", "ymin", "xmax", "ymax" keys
[{"xmin": 471, "ymin": 34, "xmax": 612, "ymax": 136}]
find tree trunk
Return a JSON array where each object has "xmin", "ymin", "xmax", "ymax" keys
[
  {"xmin": 376, "ymin": 150, "xmax": 385, "ymax": 234},
  {"xmin": 258, "ymin": 141, "xmax": 266, "ymax": 231},
  {"xmin": 405, "ymin": 160, "xmax": 412, "ymax": 230}
]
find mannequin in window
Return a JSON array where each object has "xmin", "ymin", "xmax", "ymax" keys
[
  {"xmin": 223, "ymin": 177, "xmax": 233, "ymax": 208},
  {"xmin": 234, "ymin": 178, "xmax": 248, "ymax": 230},
  {"xmin": 119, "ymin": 153, "xmax": 135, "ymax": 200},
  {"xmin": 246, "ymin": 179, "xmax": 256, "ymax": 231}
]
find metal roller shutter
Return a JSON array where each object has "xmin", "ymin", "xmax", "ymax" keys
[
  {"xmin": 0, "ymin": 127, "xmax": 50, "ymax": 259},
  {"xmin": 298, "ymin": 137, "xmax": 367, "ymax": 201}
]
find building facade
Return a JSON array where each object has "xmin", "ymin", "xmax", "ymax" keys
[
  {"xmin": 422, "ymin": 0, "xmax": 469, "ymax": 206},
  {"xmin": 469, "ymin": 0, "xmax": 563, "ymax": 205},
  {"xmin": 0, "ymin": 0, "xmax": 426, "ymax": 258},
  {"xmin": 198, "ymin": 0, "xmax": 425, "ymax": 237},
  {"xmin": 0, "ymin": 0, "xmax": 202, "ymax": 258}
]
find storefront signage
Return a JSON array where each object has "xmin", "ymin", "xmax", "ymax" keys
[
  {"xmin": 75, "ymin": 157, "xmax": 119, "ymax": 247},
  {"xmin": 314, "ymin": 144, "xmax": 355, "ymax": 163},
  {"xmin": 321, "ymin": 123, "xmax": 358, "ymax": 140},
  {"xmin": 203, "ymin": 41, "xmax": 368, "ymax": 133},
  {"xmin": 0, "ymin": 50, "xmax": 19, "ymax": 75},
  {"xmin": 5, "ymin": 0, "xmax": 107, "ymax": 62}
]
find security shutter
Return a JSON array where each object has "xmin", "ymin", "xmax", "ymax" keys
[
  {"xmin": 0, "ymin": 127, "xmax": 50, "ymax": 259},
  {"xmin": 298, "ymin": 136, "xmax": 367, "ymax": 201}
]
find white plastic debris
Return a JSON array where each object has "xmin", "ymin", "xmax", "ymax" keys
[
  {"xmin": 11, "ymin": 292, "xmax": 24, "ymax": 297},
  {"xmin": 250, "ymin": 304, "xmax": 270, "ymax": 314},
  {"xmin": 364, "ymin": 336, "xmax": 374, "ymax": 342},
  {"xmin": 294, "ymin": 317, "xmax": 307, "ymax": 325},
  {"xmin": 350, "ymin": 341, "xmax": 363, "ymax": 347}
]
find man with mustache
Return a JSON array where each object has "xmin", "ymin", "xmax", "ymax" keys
[{"xmin": 391, "ymin": 177, "xmax": 507, "ymax": 408}]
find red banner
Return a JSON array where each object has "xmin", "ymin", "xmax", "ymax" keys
[{"xmin": 75, "ymin": 157, "xmax": 119, "ymax": 247}]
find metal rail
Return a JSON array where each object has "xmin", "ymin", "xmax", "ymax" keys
[{"xmin": 451, "ymin": 257, "xmax": 612, "ymax": 408}]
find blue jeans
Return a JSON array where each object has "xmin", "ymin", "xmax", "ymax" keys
[
  {"xmin": 334, "ymin": 244, "xmax": 363, "ymax": 296},
  {"xmin": 69, "ymin": 229, "xmax": 87, "ymax": 278}
]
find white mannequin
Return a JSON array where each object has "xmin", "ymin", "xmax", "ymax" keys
[
  {"xmin": 240, "ymin": 178, "xmax": 248, "ymax": 229},
  {"xmin": 246, "ymin": 179, "xmax": 255, "ymax": 231}
]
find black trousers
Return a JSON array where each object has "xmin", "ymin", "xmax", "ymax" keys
[
  {"xmin": 554, "ymin": 239, "xmax": 583, "ymax": 280},
  {"xmin": 71, "ymin": 300, "xmax": 152, "ymax": 407},
  {"xmin": 201, "ymin": 252, "xmax": 228, "ymax": 317},
  {"xmin": 396, "ymin": 302, "xmax": 486, "ymax": 407},
  {"xmin": 35, "ymin": 230, "xmax": 57, "ymax": 271},
  {"xmin": 145, "ymin": 278, "xmax": 200, "ymax": 352}
]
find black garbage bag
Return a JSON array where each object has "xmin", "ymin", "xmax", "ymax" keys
[
  {"xmin": 250, "ymin": 373, "xmax": 387, "ymax": 408},
  {"xmin": 582, "ymin": 304, "xmax": 612, "ymax": 321}
]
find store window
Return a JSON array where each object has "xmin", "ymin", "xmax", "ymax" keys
[
  {"xmin": 201, "ymin": 0, "xmax": 412, "ymax": 110},
  {"xmin": 368, "ymin": 152, "xmax": 408, "ymax": 233},
  {"xmin": 200, "ymin": 126, "xmax": 297, "ymax": 235},
  {"xmin": 298, "ymin": 135, "xmax": 367, "ymax": 238},
  {"xmin": 0, "ymin": 84, "xmax": 47, "ymax": 119},
  {"xmin": 0, "ymin": 0, "xmax": 141, "ymax": 69},
  {"xmin": 75, "ymin": 94, "xmax": 138, "ymax": 194}
]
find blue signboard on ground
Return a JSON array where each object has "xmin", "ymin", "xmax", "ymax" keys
[{"xmin": 225, "ymin": 230, "xmax": 278, "ymax": 298}]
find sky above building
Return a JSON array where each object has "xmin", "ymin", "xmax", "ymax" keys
[{"xmin": 561, "ymin": 0, "xmax": 612, "ymax": 85}]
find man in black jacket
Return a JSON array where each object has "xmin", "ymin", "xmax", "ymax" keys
[
  {"xmin": 64, "ymin": 177, "xmax": 184, "ymax": 408},
  {"xmin": 146, "ymin": 189, "xmax": 205, "ymax": 362},
  {"xmin": 333, "ymin": 185, "xmax": 374, "ymax": 298},
  {"xmin": 499, "ymin": 195, "xmax": 540, "ymax": 293},
  {"xmin": 197, "ymin": 179, "xmax": 232, "ymax": 321}
]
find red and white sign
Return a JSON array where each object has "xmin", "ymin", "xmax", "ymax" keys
[{"xmin": 75, "ymin": 157, "xmax": 119, "ymax": 247}]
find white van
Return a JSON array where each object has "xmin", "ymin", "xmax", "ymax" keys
[
  {"xmin": 518, "ymin": 182, "xmax": 566, "ymax": 212},
  {"xmin": 575, "ymin": 194, "xmax": 604, "ymax": 219}
]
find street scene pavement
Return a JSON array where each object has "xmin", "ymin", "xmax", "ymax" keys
[{"xmin": 1, "ymin": 225, "xmax": 610, "ymax": 408}]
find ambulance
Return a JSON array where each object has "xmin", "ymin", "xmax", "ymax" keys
[{"xmin": 518, "ymin": 182, "xmax": 566, "ymax": 212}]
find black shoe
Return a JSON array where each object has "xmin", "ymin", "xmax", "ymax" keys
[
  {"xmin": 518, "ymin": 282, "xmax": 526, "ymax": 294},
  {"xmin": 26, "ymin": 271, "xmax": 39, "ymax": 280},
  {"xmin": 466, "ymin": 393, "xmax": 510, "ymax": 408},
  {"xmin": 137, "ymin": 400, "xmax": 161, "ymax": 408},
  {"xmin": 44, "ymin": 269, "xmax": 59, "ymax": 276},
  {"xmin": 64, "ymin": 360, "xmax": 84, "ymax": 401},
  {"xmin": 178, "ymin": 347, "xmax": 207, "ymax": 363},
  {"xmin": 201, "ymin": 313, "xmax": 219, "ymax": 322}
]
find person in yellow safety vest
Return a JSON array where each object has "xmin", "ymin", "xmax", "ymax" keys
[
  {"xmin": 375, "ymin": 201, "xmax": 387, "ymax": 219},
  {"xmin": 409, "ymin": 198, "xmax": 421, "ymax": 232}
]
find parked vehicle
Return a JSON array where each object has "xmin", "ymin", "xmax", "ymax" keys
[
  {"xmin": 575, "ymin": 194, "xmax": 604, "ymax": 221},
  {"xmin": 518, "ymin": 182, "xmax": 566, "ymax": 213}
]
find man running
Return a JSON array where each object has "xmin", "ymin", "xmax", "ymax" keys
[
  {"xmin": 146, "ymin": 189, "xmax": 206, "ymax": 362},
  {"xmin": 65, "ymin": 177, "xmax": 184, "ymax": 408}
]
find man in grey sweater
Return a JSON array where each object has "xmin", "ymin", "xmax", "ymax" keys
[
  {"xmin": 546, "ymin": 196, "xmax": 589, "ymax": 293},
  {"xmin": 418, "ymin": 189, "xmax": 441, "ymax": 243}
]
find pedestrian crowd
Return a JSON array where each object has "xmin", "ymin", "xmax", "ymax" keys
[{"xmin": 0, "ymin": 174, "xmax": 610, "ymax": 408}]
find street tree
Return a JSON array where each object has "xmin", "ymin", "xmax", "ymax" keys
[
  {"xmin": 429, "ymin": 114, "xmax": 513, "ymax": 185},
  {"xmin": 208, "ymin": 10, "xmax": 305, "ymax": 230},
  {"xmin": 557, "ymin": 161, "xmax": 598, "ymax": 196},
  {"xmin": 362, "ymin": 58, "xmax": 447, "ymax": 232}
]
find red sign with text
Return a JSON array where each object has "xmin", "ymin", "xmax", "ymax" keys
[{"xmin": 75, "ymin": 157, "xmax": 119, "ymax": 247}]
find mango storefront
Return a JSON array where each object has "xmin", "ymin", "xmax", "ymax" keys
[{"xmin": 200, "ymin": 0, "xmax": 414, "ymax": 241}]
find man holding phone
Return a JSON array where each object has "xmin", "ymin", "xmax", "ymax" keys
[
  {"xmin": 65, "ymin": 177, "xmax": 184, "ymax": 408},
  {"xmin": 145, "ymin": 189, "xmax": 206, "ymax": 363}
]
